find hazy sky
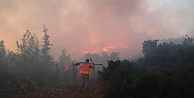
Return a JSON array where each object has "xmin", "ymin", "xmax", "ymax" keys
[{"xmin": 0, "ymin": 0, "xmax": 194, "ymax": 60}]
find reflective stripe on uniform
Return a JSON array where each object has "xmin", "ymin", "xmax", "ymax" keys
[{"xmin": 79, "ymin": 63, "xmax": 91, "ymax": 75}]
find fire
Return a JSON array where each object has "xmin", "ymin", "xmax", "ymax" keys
[
  {"xmin": 102, "ymin": 46, "xmax": 116, "ymax": 52},
  {"xmin": 109, "ymin": 46, "xmax": 115, "ymax": 49},
  {"xmin": 83, "ymin": 51, "xmax": 89, "ymax": 55},
  {"xmin": 125, "ymin": 46, "xmax": 128, "ymax": 48},
  {"xmin": 102, "ymin": 47, "xmax": 109, "ymax": 52}
]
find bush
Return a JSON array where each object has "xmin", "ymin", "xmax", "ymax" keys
[
  {"xmin": 97, "ymin": 60, "xmax": 138, "ymax": 98},
  {"xmin": 98, "ymin": 60, "xmax": 194, "ymax": 98}
]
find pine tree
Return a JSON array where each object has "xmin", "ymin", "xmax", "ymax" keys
[
  {"xmin": 58, "ymin": 49, "xmax": 71, "ymax": 66},
  {"xmin": 0, "ymin": 40, "xmax": 6, "ymax": 61},
  {"xmin": 41, "ymin": 25, "xmax": 53, "ymax": 63},
  {"xmin": 0, "ymin": 40, "xmax": 7, "ymax": 72},
  {"xmin": 16, "ymin": 30, "xmax": 41, "ymax": 78}
]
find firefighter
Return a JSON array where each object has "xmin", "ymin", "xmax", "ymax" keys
[
  {"xmin": 63, "ymin": 64, "xmax": 69, "ymax": 81},
  {"xmin": 79, "ymin": 59, "xmax": 93, "ymax": 91}
]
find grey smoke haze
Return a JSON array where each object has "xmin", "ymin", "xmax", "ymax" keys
[{"xmin": 0, "ymin": 0, "xmax": 194, "ymax": 60}]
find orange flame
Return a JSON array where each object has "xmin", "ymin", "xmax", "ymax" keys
[
  {"xmin": 102, "ymin": 46, "xmax": 115, "ymax": 52},
  {"xmin": 83, "ymin": 51, "xmax": 89, "ymax": 55},
  {"xmin": 102, "ymin": 47, "xmax": 109, "ymax": 52},
  {"xmin": 109, "ymin": 46, "xmax": 116, "ymax": 49}
]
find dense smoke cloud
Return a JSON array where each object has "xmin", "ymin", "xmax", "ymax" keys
[{"xmin": 0, "ymin": 0, "xmax": 194, "ymax": 60}]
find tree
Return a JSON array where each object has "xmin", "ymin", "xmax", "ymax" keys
[
  {"xmin": 142, "ymin": 40, "xmax": 158, "ymax": 57},
  {"xmin": 16, "ymin": 30, "xmax": 42, "ymax": 78},
  {"xmin": 110, "ymin": 52, "xmax": 120, "ymax": 61},
  {"xmin": 182, "ymin": 35, "xmax": 193, "ymax": 46},
  {"xmin": 58, "ymin": 49, "xmax": 71, "ymax": 66},
  {"xmin": 41, "ymin": 25, "xmax": 54, "ymax": 64},
  {"xmin": 16, "ymin": 30, "xmax": 40, "ymax": 57},
  {"xmin": 0, "ymin": 40, "xmax": 8, "ymax": 73},
  {"xmin": 98, "ymin": 60, "xmax": 137, "ymax": 98},
  {"xmin": 6, "ymin": 50, "xmax": 19, "ymax": 74},
  {"xmin": 0, "ymin": 40, "xmax": 6, "ymax": 61}
]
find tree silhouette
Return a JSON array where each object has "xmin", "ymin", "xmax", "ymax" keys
[
  {"xmin": 142, "ymin": 40, "xmax": 159, "ymax": 57},
  {"xmin": 41, "ymin": 25, "xmax": 54, "ymax": 63}
]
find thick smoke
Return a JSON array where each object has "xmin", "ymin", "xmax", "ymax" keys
[{"xmin": 0, "ymin": 0, "xmax": 194, "ymax": 60}]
